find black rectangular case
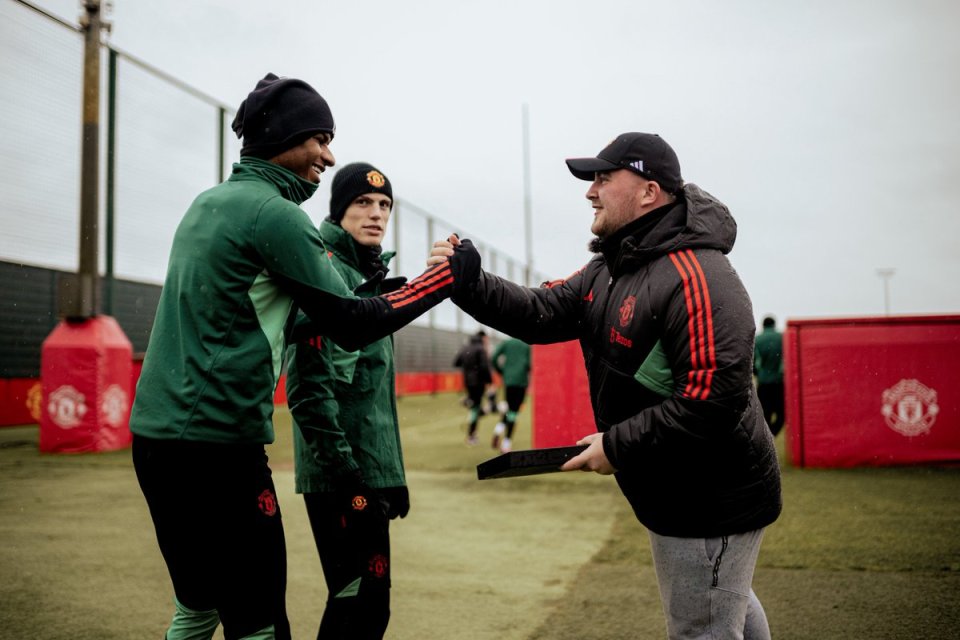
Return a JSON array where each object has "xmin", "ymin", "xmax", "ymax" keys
[{"xmin": 476, "ymin": 445, "xmax": 588, "ymax": 480}]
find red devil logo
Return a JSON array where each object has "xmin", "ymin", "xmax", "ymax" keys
[
  {"xmin": 368, "ymin": 554, "xmax": 389, "ymax": 578},
  {"xmin": 258, "ymin": 489, "xmax": 277, "ymax": 516},
  {"xmin": 619, "ymin": 295, "xmax": 636, "ymax": 327}
]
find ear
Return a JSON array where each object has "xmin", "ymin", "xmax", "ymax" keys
[{"xmin": 640, "ymin": 180, "xmax": 661, "ymax": 206}]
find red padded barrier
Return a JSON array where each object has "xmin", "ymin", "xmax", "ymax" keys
[
  {"xmin": 530, "ymin": 341, "xmax": 593, "ymax": 448},
  {"xmin": 786, "ymin": 315, "xmax": 960, "ymax": 467},
  {"xmin": 39, "ymin": 316, "xmax": 133, "ymax": 453}
]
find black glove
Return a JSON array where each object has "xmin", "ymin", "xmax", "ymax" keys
[
  {"xmin": 353, "ymin": 272, "xmax": 408, "ymax": 295},
  {"xmin": 332, "ymin": 469, "xmax": 387, "ymax": 518},
  {"xmin": 380, "ymin": 486, "xmax": 410, "ymax": 520},
  {"xmin": 353, "ymin": 272, "xmax": 385, "ymax": 295},
  {"xmin": 449, "ymin": 238, "xmax": 481, "ymax": 296},
  {"xmin": 379, "ymin": 276, "xmax": 408, "ymax": 294}
]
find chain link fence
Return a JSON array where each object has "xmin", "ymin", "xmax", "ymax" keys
[{"xmin": 1, "ymin": 0, "xmax": 550, "ymax": 377}]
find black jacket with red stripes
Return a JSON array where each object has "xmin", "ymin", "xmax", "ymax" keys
[{"xmin": 453, "ymin": 184, "xmax": 781, "ymax": 537}]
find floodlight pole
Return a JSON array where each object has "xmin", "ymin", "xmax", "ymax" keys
[
  {"xmin": 522, "ymin": 103, "xmax": 533, "ymax": 287},
  {"xmin": 876, "ymin": 268, "xmax": 895, "ymax": 316}
]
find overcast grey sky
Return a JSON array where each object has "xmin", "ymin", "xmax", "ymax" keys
[{"xmin": 32, "ymin": 0, "xmax": 960, "ymax": 324}]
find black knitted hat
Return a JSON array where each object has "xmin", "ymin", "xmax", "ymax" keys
[
  {"xmin": 231, "ymin": 73, "xmax": 336, "ymax": 159},
  {"xmin": 328, "ymin": 162, "xmax": 393, "ymax": 223}
]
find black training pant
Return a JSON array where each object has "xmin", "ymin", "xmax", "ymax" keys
[
  {"xmin": 465, "ymin": 384, "xmax": 486, "ymax": 409},
  {"xmin": 504, "ymin": 385, "xmax": 527, "ymax": 414},
  {"xmin": 133, "ymin": 435, "xmax": 290, "ymax": 640},
  {"xmin": 757, "ymin": 382, "xmax": 785, "ymax": 436},
  {"xmin": 502, "ymin": 385, "xmax": 528, "ymax": 438},
  {"xmin": 303, "ymin": 492, "xmax": 391, "ymax": 640}
]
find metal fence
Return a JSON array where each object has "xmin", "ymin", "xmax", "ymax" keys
[{"xmin": 0, "ymin": 0, "xmax": 547, "ymax": 338}]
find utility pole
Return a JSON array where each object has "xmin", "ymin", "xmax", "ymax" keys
[
  {"xmin": 876, "ymin": 268, "xmax": 895, "ymax": 315},
  {"xmin": 63, "ymin": 0, "xmax": 107, "ymax": 318},
  {"xmin": 522, "ymin": 103, "xmax": 533, "ymax": 286}
]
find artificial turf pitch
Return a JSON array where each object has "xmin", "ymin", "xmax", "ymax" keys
[{"xmin": 0, "ymin": 392, "xmax": 957, "ymax": 639}]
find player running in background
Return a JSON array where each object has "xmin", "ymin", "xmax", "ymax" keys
[{"xmin": 490, "ymin": 337, "xmax": 531, "ymax": 453}]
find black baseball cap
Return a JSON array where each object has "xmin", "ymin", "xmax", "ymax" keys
[{"xmin": 565, "ymin": 132, "xmax": 683, "ymax": 193}]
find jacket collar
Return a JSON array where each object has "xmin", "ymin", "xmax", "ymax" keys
[
  {"xmin": 592, "ymin": 184, "xmax": 737, "ymax": 277},
  {"xmin": 595, "ymin": 199, "xmax": 684, "ymax": 276},
  {"xmin": 319, "ymin": 220, "xmax": 395, "ymax": 270},
  {"xmin": 229, "ymin": 157, "xmax": 318, "ymax": 205}
]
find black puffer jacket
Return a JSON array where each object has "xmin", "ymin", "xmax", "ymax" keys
[{"xmin": 454, "ymin": 184, "xmax": 781, "ymax": 537}]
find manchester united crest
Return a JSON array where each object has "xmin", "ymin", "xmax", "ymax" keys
[
  {"xmin": 100, "ymin": 384, "xmax": 129, "ymax": 428},
  {"xmin": 368, "ymin": 554, "xmax": 389, "ymax": 578},
  {"xmin": 258, "ymin": 489, "xmax": 278, "ymax": 516},
  {"xmin": 352, "ymin": 495, "xmax": 368, "ymax": 511},
  {"xmin": 881, "ymin": 379, "xmax": 939, "ymax": 437},
  {"xmin": 47, "ymin": 385, "xmax": 88, "ymax": 429},
  {"xmin": 366, "ymin": 170, "xmax": 386, "ymax": 188},
  {"xmin": 619, "ymin": 295, "xmax": 636, "ymax": 327},
  {"xmin": 26, "ymin": 382, "xmax": 42, "ymax": 422}
]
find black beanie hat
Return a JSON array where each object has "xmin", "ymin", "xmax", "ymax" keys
[
  {"xmin": 231, "ymin": 73, "xmax": 336, "ymax": 159},
  {"xmin": 328, "ymin": 162, "xmax": 393, "ymax": 223}
]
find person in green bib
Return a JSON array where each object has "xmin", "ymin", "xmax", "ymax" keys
[
  {"xmin": 753, "ymin": 315, "xmax": 785, "ymax": 436},
  {"xmin": 489, "ymin": 337, "xmax": 531, "ymax": 453},
  {"xmin": 285, "ymin": 162, "xmax": 408, "ymax": 639},
  {"xmin": 130, "ymin": 74, "xmax": 479, "ymax": 640}
]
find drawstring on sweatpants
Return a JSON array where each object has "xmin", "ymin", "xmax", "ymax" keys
[{"xmin": 711, "ymin": 535, "xmax": 729, "ymax": 587}]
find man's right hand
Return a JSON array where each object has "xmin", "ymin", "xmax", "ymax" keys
[{"xmin": 561, "ymin": 433, "xmax": 617, "ymax": 475}]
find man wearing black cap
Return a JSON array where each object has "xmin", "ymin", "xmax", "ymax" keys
[
  {"xmin": 130, "ymin": 75, "xmax": 479, "ymax": 640},
  {"xmin": 286, "ymin": 162, "xmax": 409, "ymax": 639},
  {"xmin": 432, "ymin": 133, "xmax": 781, "ymax": 639}
]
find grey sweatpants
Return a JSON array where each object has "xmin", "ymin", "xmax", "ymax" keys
[{"xmin": 647, "ymin": 528, "xmax": 770, "ymax": 640}]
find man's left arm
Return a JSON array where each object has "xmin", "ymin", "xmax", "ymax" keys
[{"xmin": 286, "ymin": 332, "xmax": 359, "ymax": 477}]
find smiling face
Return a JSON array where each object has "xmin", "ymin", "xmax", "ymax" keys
[
  {"xmin": 585, "ymin": 169, "xmax": 656, "ymax": 239},
  {"xmin": 340, "ymin": 193, "xmax": 392, "ymax": 246},
  {"xmin": 270, "ymin": 133, "xmax": 335, "ymax": 183}
]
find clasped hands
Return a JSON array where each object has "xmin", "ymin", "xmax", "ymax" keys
[{"xmin": 429, "ymin": 235, "xmax": 616, "ymax": 477}]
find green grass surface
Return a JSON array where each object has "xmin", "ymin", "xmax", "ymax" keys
[{"xmin": 1, "ymin": 392, "xmax": 958, "ymax": 639}]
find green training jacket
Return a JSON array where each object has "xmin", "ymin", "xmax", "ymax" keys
[
  {"xmin": 287, "ymin": 221, "xmax": 405, "ymax": 492},
  {"xmin": 754, "ymin": 326, "xmax": 784, "ymax": 385},
  {"xmin": 130, "ymin": 158, "xmax": 352, "ymax": 444}
]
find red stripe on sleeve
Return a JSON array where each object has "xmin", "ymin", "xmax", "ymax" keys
[
  {"xmin": 383, "ymin": 265, "xmax": 446, "ymax": 300},
  {"xmin": 669, "ymin": 253, "xmax": 701, "ymax": 398},
  {"xmin": 389, "ymin": 275, "xmax": 454, "ymax": 308},
  {"xmin": 384, "ymin": 263, "xmax": 452, "ymax": 303},
  {"xmin": 382, "ymin": 262, "xmax": 454, "ymax": 309},
  {"xmin": 676, "ymin": 251, "xmax": 709, "ymax": 398},
  {"xmin": 670, "ymin": 250, "xmax": 719, "ymax": 400},
  {"xmin": 685, "ymin": 250, "xmax": 718, "ymax": 398}
]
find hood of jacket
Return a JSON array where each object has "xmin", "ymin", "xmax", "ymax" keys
[{"xmin": 598, "ymin": 183, "xmax": 738, "ymax": 276}]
